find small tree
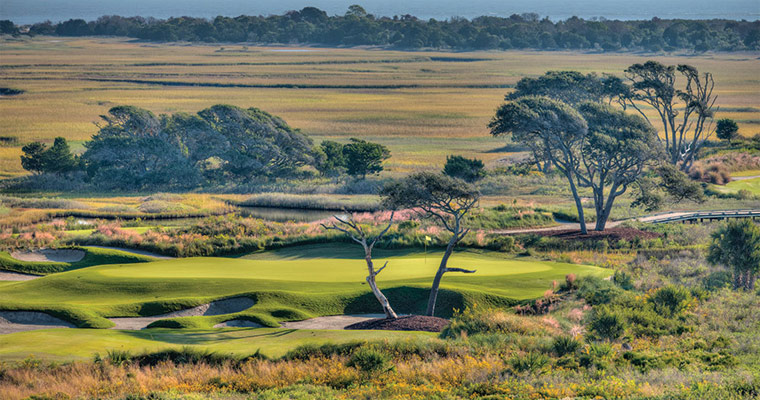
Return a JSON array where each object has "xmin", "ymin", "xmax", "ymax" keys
[
  {"xmin": 707, "ymin": 220, "xmax": 760, "ymax": 291},
  {"xmin": 20, "ymin": 141, "xmax": 47, "ymax": 175},
  {"xmin": 443, "ymin": 155, "xmax": 485, "ymax": 182},
  {"xmin": 381, "ymin": 172, "xmax": 478, "ymax": 316},
  {"xmin": 316, "ymin": 140, "xmax": 346, "ymax": 176},
  {"xmin": 322, "ymin": 213, "xmax": 398, "ymax": 319},
  {"xmin": 342, "ymin": 138, "xmax": 390, "ymax": 179},
  {"xmin": 42, "ymin": 137, "xmax": 77, "ymax": 174},
  {"xmin": 716, "ymin": 118, "xmax": 739, "ymax": 145}
]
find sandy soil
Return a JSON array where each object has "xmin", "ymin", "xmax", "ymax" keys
[
  {"xmin": 213, "ymin": 319, "xmax": 264, "ymax": 328},
  {"xmin": 109, "ymin": 297, "xmax": 255, "ymax": 330},
  {"xmin": 0, "ymin": 271, "xmax": 40, "ymax": 281},
  {"xmin": 85, "ymin": 246, "xmax": 174, "ymax": 259},
  {"xmin": 0, "ymin": 311, "xmax": 75, "ymax": 334},
  {"xmin": 10, "ymin": 249, "xmax": 85, "ymax": 263},
  {"xmin": 281, "ymin": 314, "xmax": 387, "ymax": 330}
]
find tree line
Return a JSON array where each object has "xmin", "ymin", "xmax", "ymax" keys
[
  {"xmin": 20, "ymin": 104, "xmax": 391, "ymax": 189},
  {"xmin": 2, "ymin": 5, "xmax": 759, "ymax": 52}
]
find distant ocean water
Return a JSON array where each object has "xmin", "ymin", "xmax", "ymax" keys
[{"xmin": 2, "ymin": 0, "xmax": 759, "ymax": 25}]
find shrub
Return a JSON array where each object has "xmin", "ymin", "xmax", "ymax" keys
[
  {"xmin": 347, "ymin": 347, "xmax": 393, "ymax": 374},
  {"xmin": 441, "ymin": 306, "xmax": 550, "ymax": 338},
  {"xmin": 510, "ymin": 351, "xmax": 549, "ymax": 373},
  {"xmin": 648, "ymin": 285, "xmax": 693, "ymax": 317},
  {"xmin": 552, "ymin": 336, "xmax": 581, "ymax": 356},
  {"xmin": 577, "ymin": 276, "xmax": 622, "ymax": 305},
  {"xmin": 589, "ymin": 306, "xmax": 626, "ymax": 341},
  {"xmin": 443, "ymin": 155, "xmax": 485, "ymax": 182}
]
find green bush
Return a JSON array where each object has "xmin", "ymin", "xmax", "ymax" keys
[
  {"xmin": 589, "ymin": 306, "xmax": 626, "ymax": 341},
  {"xmin": 510, "ymin": 351, "xmax": 549, "ymax": 373},
  {"xmin": 552, "ymin": 336, "xmax": 581, "ymax": 356},
  {"xmin": 347, "ymin": 347, "xmax": 393, "ymax": 374},
  {"xmin": 649, "ymin": 285, "xmax": 693, "ymax": 317},
  {"xmin": 577, "ymin": 276, "xmax": 622, "ymax": 305}
]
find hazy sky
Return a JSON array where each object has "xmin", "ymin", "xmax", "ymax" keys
[{"xmin": 2, "ymin": 0, "xmax": 759, "ymax": 24}]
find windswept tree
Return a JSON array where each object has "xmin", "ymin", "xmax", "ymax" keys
[
  {"xmin": 342, "ymin": 138, "xmax": 390, "ymax": 179},
  {"xmin": 575, "ymin": 103, "xmax": 661, "ymax": 230},
  {"xmin": 443, "ymin": 155, "xmax": 485, "ymax": 182},
  {"xmin": 490, "ymin": 97, "xmax": 661, "ymax": 232},
  {"xmin": 20, "ymin": 137, "xmax": 77, "ymax": 176},
  {"xmin": 716, "ymin": 118, "xmax": 739, "ymax": 145},
  {"xmin": 507, "ymin": 70, "xmax": 627, "ymax": 107},
  {"xmin": 381, "ymin": 172, "xmax": 478, "ymax": 316},
  {"xmin": 489, "ymin": 96, "xmax": 591, "ymax": 233},
  {"xmin": 708, "ymin": 220, "xmax": 760, "ymax": 291},
  {"xmin": 623, "ymin": 61, "xmax": 716, "ymax": 170},
  {"xmin": 322, "ymin": 213, "xmax": 398, "ymax": 319}
]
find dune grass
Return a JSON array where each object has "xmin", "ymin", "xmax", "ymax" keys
[
  {"xmin": 0, "ymin": 328, "xmax": 435, "ymax": 362},
  {"xmin": 0, "ymin": 244, "xmax": 610, "ymax": 329}
]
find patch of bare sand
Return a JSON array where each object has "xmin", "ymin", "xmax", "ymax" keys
[
  {"xmin": 110, "ymin": 297, "xmax": 255, "ymax": 330},
  {"xmin": 10, "ymin": 248, "xmax": 84, "ymax": 263},
  {"xmin": 281, "ymin": 314, "xmax": 387, "ymax": 330},
  {"xmin": 0, "ymin": 311, "xmax": 75, "ymax": 334},
  {"xmin": 0, "ymin": 271, "xmax": 40, "ymax": 281}
]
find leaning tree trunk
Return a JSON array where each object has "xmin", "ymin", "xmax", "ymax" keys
[
  {"xmin": 365, "ymin": 252, "xmax": 397, "ymax": 319},
  {"xmin": 566, "ymin": 173, "xmax": 588, "ymax": 234},
  {"xmin": 426, "ymin": 238, "xmax": 456, "ymax": 317},
  {"xmin": 734, "ymin": 268, "xmax": 745, "ymax": 291},
  {"xmin": 745, "ymin": 270, "xmax": 756, "ymax": 292}
]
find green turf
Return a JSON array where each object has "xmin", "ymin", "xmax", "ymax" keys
[
  {"xmin": 0, "ymin": 246, "xmax": 158, "ymax": 275},
  {"xmin": 0, "ymin": 244, "xmax": 610, "ymax": 328},
  {"xmin": 719, "ymin": 176, "xmax": 760, "ymax": 195},
  {"xmin": 0, "ymin": 328, "xmax": 434, "ymax": 362}
]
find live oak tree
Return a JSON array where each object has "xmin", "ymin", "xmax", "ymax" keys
[
  {"xmin": 443, "ymin": 155, "xmax": 485, "ymax": 182},
  {"xmin": 342, "ymin": 138, "xmax": 391, "ymax": 179},
  {"xmin": 322, "ymin": 213, "xmax": 398, "ymax": 319},
  {"xmin": 716, "ymin": 118, "xmax": 739, "ymax": 145},
  {"xmin": 623, "ymin": 61, "xmax": 716, "ymax": 170},
  {"xmin": 381, "ymin": 172, "xmax": 478, "ymax": 316},
  {"xmin": 489, "ymin": 97, "xmax": 661, "ymax": 232},
  {"xmin": 489, "ymin": 96, "xmax": 591, "ymax": 233}
]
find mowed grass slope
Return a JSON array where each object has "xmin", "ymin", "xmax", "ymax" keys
[
  {"xmin": 0, "ymin": 244, "xmax": 610, "ymax": 328},
  {"xmin": 0, "ymin": 328, "xmax": 436, "ymax": 362}
]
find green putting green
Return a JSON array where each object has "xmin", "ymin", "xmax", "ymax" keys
[
  {"xmin": 720, "ymin": 176, "xmax": 760, "ymax": 195},
  {"xmin": 0, "ymin": 244, "xmax": 610, "ymax": 328},
  {"xmin": 0, "ymin": 328, "xmax": 435, "ymax": 362}
]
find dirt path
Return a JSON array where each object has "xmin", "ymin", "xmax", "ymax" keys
[
  {"xmin": 85, "ymin": 246, "xmax": 174, "ymax": 260},
  {"xmin": 731, "ymin": 174, "xmax": 760, "ymax": 181},
  {"xmin": 109, "ymin": 297, "xmax": 255, "ymax": 330},
  {"xmin": 0, "ymin": 271, "xmax": 40, "ymax": 281},
  {"xmin": 281, "ymin": 314, "xmax": 387, "ymax": 330},
  {"xmin": 0, "ymin": 311, "xmax": 74, "ymax": 334}
]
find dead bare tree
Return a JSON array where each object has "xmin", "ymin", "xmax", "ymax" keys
[{"xmin": 321, "ymin": 212, "xmax": 398, "ymax": 319}]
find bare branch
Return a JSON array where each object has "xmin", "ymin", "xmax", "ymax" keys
[{"xmin": 445, "ymin": 267, "xmax": 477, "ymax": 274}]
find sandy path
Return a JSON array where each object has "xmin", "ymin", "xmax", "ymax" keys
[
  {"xmin": 731, "ymin": 174, "xmax": 760, "ymax": 181},
  {"xmin": 281, "ymin": 314, "xmax": 387, "ymax": 330},
  {"xmin": 10, "ymin": 249, "xmax": 85, "ymax": 262},
  {"xmin": 85, "ymin": 246, "xmax": 174, "ymax": 260},
  {"xmin": 0, "ymin": 271, "xmax": 40, "ymax": 281},
  {"xmin": 0, "ymin": 311, "xmax": 75, "ymax": 334},
  {"xmin": 109, "ymin": 297, "xmax": 255, "ymax": 330}
]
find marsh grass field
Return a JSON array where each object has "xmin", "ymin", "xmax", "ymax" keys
[{"xmin": 1, "ymin": 36, "xmax": 759, "ymax": 177}]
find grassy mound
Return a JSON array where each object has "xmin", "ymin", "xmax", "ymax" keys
[
  {"xmin": 0, "ymin": 246, "xmax": 158, "ymax": 275},
  {"xmin": 0, "ymin": 244, "xmax": 609, "ymax": 330}
]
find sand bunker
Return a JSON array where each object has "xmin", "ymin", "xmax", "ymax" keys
[
  {"xmin": 10, "ymin": 248, "xmax": 85, "ymax": 263},
  {"xmin": 213, "ymin": 319, "xmax": 264, "ymax": 328},
  {"xmin": 110, "ymin": 297, "xmax": 255, "ymax": 330},
  {"xmin": 0, "ymin": 271, "xmax": 40, "ymax": 281},
  {"xmin": 281, "ymin": 314, "xmax": 387, "ymax": 330},
  {"xmin": 0, "ymin": 311, "xmax": 75, "ymax": 334}
]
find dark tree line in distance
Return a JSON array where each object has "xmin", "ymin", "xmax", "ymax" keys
[{"xmin": 2, "ymin": 5, "xmax": 759, "ymax": 52}]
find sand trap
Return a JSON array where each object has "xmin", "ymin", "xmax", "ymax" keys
[
  {"xmin": 281, "ymin": 314, "xmax": 387, "ymax": 330},
  {"xmin": 214, "ymin": 319, "xmax": 264, "ymax": 328},
  {"xmin": 10, "ymin": 248, "xmax": 85, "ymax": 263},
  {"xmin": 110, "ymin": 297, "xmax": 255, "ymax": 330},
  {"xmin": 0, "ymin": 271, "xmax": 40, "ymax": 281},
  {"xmin": 0, "ymin": 311, "xmax": 75, "ymax": 334}
]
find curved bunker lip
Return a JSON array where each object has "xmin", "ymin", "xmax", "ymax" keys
[
  {"xmin": 109, "ymin": 297, "xmax": 255, "ymax": 330},
  {"xmin": 10, "ymin": 249, "xmax": 85, "ymax": 263},
  {"xmin": 0, "ymin": 311, "xmax": 75, "ymax": 334},
  {"xmin": 0, "ymin": 271, "xmax": 40, "ymax": 281},
  {"xmin": 280, "ymin": 314, "xmax": 387, "ymax": 330}
]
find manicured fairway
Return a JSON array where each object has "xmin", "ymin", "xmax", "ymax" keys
[
  {"xmin": 0, "ymin": 328, "xmax": 435, "ymax": 362},
  {"xmin": 720, "ymin": 176, "xmax": 760, "ymax": 195},
  {"xmin": 0, "ymin": 244, "xmax": 610, "ymax": 328}
]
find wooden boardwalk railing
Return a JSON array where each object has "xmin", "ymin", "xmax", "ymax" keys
[{"xmin": 645, "ymin": 210, "xmax": 760, "ymax": 224}]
